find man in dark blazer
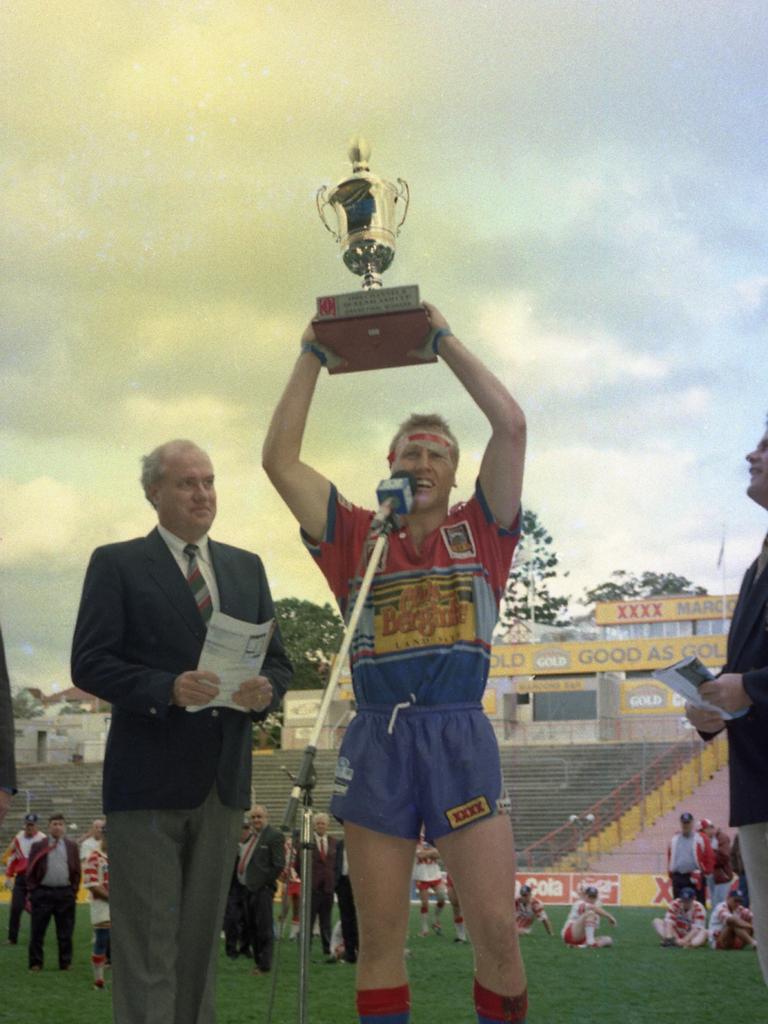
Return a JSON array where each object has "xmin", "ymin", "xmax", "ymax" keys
[
  {"xmin": 26, "ymin": 812, "xmax": 81, "ymax": 971},
  {"xmin": 71, "ymin": 439, "xmax": 292, "ymax": 1024},
  {"xmin": 308, "ymin": 812, "xmax": 337, "ymax": 957},
  {"xmin": 239, "ymin": 804, "xmax": 285, "ymax": 974},
  {"xmin": 0, "ymin": 625, "xmax": 16, "ymax": 825},
  {"xmin": 334, "ymin": 835, "xmax": 359, "ymax": 963},
  {"xmin": 687, "ymin": 418, "xmax": 768, "ymax": 984}
]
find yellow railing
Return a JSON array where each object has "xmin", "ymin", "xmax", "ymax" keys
[{"xmin": 556, "ymin": 734, "xmax": 728, "ymax": 868}]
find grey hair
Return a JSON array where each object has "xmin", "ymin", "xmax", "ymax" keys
[{"xmin": 140, "ymin": 439, "xmax": 205, "ymax": 504}]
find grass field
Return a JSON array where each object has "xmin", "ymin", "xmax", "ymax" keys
[{"xmin": 0, "ymin": 905, "xmax": 763, "ymax": 1023}]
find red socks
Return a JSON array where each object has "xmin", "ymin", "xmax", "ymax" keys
[{"xmin": 474, "ymin": 980, "xmax": 528, "ymax": 1023}]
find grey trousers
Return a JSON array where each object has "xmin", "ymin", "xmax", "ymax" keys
[
  {"xmin": 108, "ymin": 786, "xmax": 242, "ymax": 1024},
  {"xmin": 739, "ymin": 821, "xmax": 768, "ymax": 985}
]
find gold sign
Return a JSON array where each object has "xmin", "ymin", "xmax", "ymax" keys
[
  {"xmin": 594, "ymin": 594, "xmax": 737, "ymax": 626},
  {"xmin": 489, "ymin": 635, "xmax": 727, "ymax": 678},
  {"xmin": 619, "ymin": 679, "xmax": 686, "ymax": 715}
]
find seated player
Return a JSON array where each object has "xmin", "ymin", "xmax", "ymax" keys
[
  {"xmin": 709, "ymin": 890, "xmax": 757, "ymax": 950},
  {"xmin": 413, "ymin": 837, "xmax": 447, "ymax": 936},
  {"xmin": 515, "ymin": 885, "xmax": 553, "ymax": 937},
  {"xmin": 651, "ymin": 885, "xmax": 707, "ymax": 948},
  {"xmin": 561, "ymin": 885, "xmax": 617, "ymax": 948}
]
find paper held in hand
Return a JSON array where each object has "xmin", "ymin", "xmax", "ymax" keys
[
  {"xmin": 187, "ymin": 610, "xmax": 275, "ymax": 713},
  {"xmin": 652, "ymin": 655, "xmax": 745, "ymax": 720}
]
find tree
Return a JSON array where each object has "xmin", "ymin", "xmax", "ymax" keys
[
  {"xmin": 582, "ymin": 571, "xmax": 707, "ymax": 607},
  {"xmin": 274, "ymin": 597, "xmax": 345, "ymax": 691},
  {"xmin": 499, "ymin": 510, "xmax": 571, "ymax": 629},
  {"xmin": 11, "ymin": 688, "xmax": 44, "ymax": 718}
]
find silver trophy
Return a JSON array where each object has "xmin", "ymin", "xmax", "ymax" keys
[
  {"xmin": 313, "ymin": 137, "xmax": 432, "ymax": 374},
  {"xmin": 317, "ymin": 136, "xmax": 409, "ymax": 290}
]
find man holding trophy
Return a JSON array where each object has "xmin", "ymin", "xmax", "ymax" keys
[{"xmin": 262, "ymin": 141, "xmax": 528, "ymax": 1024}]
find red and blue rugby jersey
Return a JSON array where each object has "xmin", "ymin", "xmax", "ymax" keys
[{"xmin": 302, "ymin": 480, "xmax": 520, "ymax": 706}]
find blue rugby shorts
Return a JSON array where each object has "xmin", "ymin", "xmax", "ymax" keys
[{"xmin": 330, "ymin": 702, "xmax": 507, "ymax": 844}]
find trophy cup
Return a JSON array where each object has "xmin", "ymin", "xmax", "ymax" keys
[{"xmin": 313, "ymin": 136, "xmax": 433, "ymax": 374}]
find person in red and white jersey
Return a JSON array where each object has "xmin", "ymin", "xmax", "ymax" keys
[
  {"xmin": 281, "ymin": 833, "xmax": 302, "ymax": 940},
  {"xmin": 651, "ymin": 886, "xmax": 707, "ymax": 947},
  {"xmin": 709, "ymin": 889, "xmax": 757, "ymax": 950},
  {"xmin": 4, "ymin": 812, "xmax": 46, "ymax": 946},
  {"xmin": 413, "ymin": 838, "xmax": 446, "ymax": 936},
  {"xmin": 561, "ymin": 886, "xmax": 616, "ymax": 948},
  {"xmin": 446, "ymin": 874, "xmax": 467, "ymax": 942},
  {"xmin": 83, "ymin": 830, "xmax": 110, "ymax": 989},
  {"xmin": 515, "ymin": 885, "xmax": 553, "ymax": 937}
]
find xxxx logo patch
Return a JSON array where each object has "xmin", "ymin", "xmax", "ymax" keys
[{"xmin": 445, "ymin": 795, "xmax": 491, "ymax": 829}]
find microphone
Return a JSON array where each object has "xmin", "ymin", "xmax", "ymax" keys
[{"xmin": 369, "ymin": 471, "xmax": 417, "ymax": 534}]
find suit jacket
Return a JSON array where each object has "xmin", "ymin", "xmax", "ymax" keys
[
  {"xmin": 26, "ymin": 836, "xmax": 81, "ymax": 891},
  {"xmin": 242, "ymin": 824, "xmax": 285, "ymax": 892},
  {"xmin": 0, "ymin": 626, "xmax": 16, "ymax": 794},
  {"xmin": 71, "ymin": 528, "xmax": 292, "ymax": 813},
  {"xmin": 718, "ymin": 554, "xmax": 768, "ymax": 826}
]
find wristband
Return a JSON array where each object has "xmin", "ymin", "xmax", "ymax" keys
[
  {"xmin": 431, "ymin": 327, "xmax": 454, "ymax": 355},
  {"xmin": 301, "ymin": 341, "xmax": 328, "ymax": 366}
]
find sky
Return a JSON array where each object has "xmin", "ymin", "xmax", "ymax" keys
[{"xmin": 1, "ymin": 0, "xmax": 767, "ymax": 694}]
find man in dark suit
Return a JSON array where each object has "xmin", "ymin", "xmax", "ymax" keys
[
  {"xmin": 239, "ymin": 804, "xmax": 285, "ymax": 974},
  {"xmin": 687, "ymin": 418, "xmax": 768, "ymax": 984},
  {"xmin": 334, "ymin": 836, "xmax": 359, "ymax": 964},
  {"xmin": 26, "ymin": 812, "xmax": 81, "ymax": 971},
  {"xmin": 308, "ymin": 812, "xmax": 337, "ymax": 957},
  {"xmin": 71, "ymin": 439, "xmax": 292, "ymax": 1024},
  {"xmin": 0, "ymin": 625, "xmax": 16, "ymax": 825}
]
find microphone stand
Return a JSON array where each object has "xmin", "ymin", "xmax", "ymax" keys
[{"xmin": 271, "ymin": 521, "xmax": 394, "ymax": 1024}]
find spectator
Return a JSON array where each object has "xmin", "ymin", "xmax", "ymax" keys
[
  {"xmin": 335, "ymin": 837, "xmax": 359, "ymax": 963},
  {"xmin": 26, "ymin": 812, "xmax": 81, "ymax": 972},
  {"xmin": 239, "ymin": 805, "xmax": 285, "ymax": 975},
  {"xmin": 667, "ymin": 812, "xmax": 708, "ymax": 903},
  {"xmin": 697, "ymin": 818, "xmax": 717, "ymax": 904},
  {"xmin": 223, "ymin": 820, "xmax": 252, "ymax": 960},
  {"xmin": 4, "ymin": 813, "xmax": 46, "ymax": 946},
  {"xmin": 731, "ymin": 833, "xmax": 749, "ymax": 906},
  {"xmin": 305, "ymin": 812, "xmax": 337, "ymax": 958},
  {"xmin": 710, "ymin": 823, "xmax": 735, "ymax": 907}
]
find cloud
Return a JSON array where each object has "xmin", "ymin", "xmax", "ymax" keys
[
  {"xmin": 476, "ymin": 294, "xmax": 669, "ymax": 395},
  {"xmin": 1, "ymin": 477, "xmax": 100, "ymax": 568}
]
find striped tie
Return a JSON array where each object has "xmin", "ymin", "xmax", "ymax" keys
[{"xmin": 184, "ymin": 543, "xmax": 213, "ymax": 623}]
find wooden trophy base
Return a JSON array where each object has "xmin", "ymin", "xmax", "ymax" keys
[{"xmin": 313, "ymin": 285, "xmax": 435, "ymax": 375}]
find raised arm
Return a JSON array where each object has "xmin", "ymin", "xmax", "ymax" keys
[
  {"xmin": 261, "ymin": 323, "xmax": 333, "ymax": 541},
  {"xmin": 424, "ymin": 303, "xmax": 526, "ymax": 528}
]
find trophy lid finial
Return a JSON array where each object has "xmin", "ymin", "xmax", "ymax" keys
[{"xmin": 348, "ymin": 135, "xmax": 371, "ymax": 173}]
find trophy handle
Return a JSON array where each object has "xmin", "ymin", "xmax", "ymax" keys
[
  {"xmin": 316, "ymin": 186, "xmax": 339, "ymax": 241},
  {"xmin": 395, "ymin": 178, "xmax": 410, "ymax": 235}
]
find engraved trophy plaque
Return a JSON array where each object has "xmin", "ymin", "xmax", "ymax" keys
[{"xmin": 313, "ymin": 136, "xmax": 433, "ymax": 374}]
